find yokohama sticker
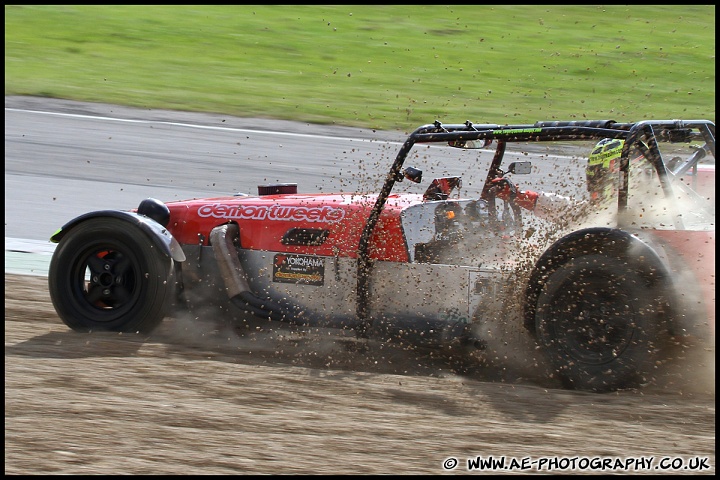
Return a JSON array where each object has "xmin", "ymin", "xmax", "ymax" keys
[{"xmin": 272, "ymin": 254, "xmax": 324, "ymax": 286}]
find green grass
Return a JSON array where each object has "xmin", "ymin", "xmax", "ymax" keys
[{"xmin": 4, "ymin": 5, "xmax": 715, "ymax": 131}]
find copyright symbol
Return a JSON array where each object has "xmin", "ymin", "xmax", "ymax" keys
[{"xmin": 443, "ymin": 457, "xmax": 458, "ymax": 470}]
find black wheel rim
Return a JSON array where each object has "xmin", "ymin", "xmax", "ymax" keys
[{"xmin": 67, "ymin": 242, "xmax": 143, "ymax": 320}]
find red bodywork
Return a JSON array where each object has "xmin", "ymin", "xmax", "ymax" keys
[
  {"xmin": 165, "ymin": 193, "xmax": 425, "ymax": 262},
  {"xmin": 680, "ymin": 164, "xmax": 715, "ymax": 204},
  {"xmin": 650, "ymin": 229, "xmax": 716, "ymax": 335},
  {"xmin": 654, "ymin": 164, "xmax": 715, "ymax": 334}
]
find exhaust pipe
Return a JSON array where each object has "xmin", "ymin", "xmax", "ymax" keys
[{"xmin": 210, "ymin": 223, "xmax": 294, "ymax": 321}]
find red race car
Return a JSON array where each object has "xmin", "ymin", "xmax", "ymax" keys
[{"xmin": 48, "ymin": 119, "xmax": 715, "ymax": 392}]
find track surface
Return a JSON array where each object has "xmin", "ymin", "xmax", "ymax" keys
[{"xmin": 5, "ymin": 274, "xmax": 715, "ymax": 474}]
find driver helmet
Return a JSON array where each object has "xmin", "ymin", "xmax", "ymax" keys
[
  {"xmin": 586, "ymin": 138, "xmax": 647, "ymax": 201},
  {"xmin": 586, "ymin": 138, "xmax": 623, "ymax": 200}
]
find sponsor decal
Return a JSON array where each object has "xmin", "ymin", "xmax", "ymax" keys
[
  {"xmin": 197, "ymin": 203, "xmax": 346, "ymax": 222},
  {"xmin": 272, "ymin": 254, "xmax": 325, "ymax": 286},
  {"xmin": 492, "ymin": 128, "xmax": 542, "ymax": 135}
]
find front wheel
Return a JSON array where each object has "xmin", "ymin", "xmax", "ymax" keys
[
  {"xmin": 48, "ymin": 218, "xmax": 175, "ymax": 333},
  {"xmin": 535, "ymin": 254, "xmax": 665, "ymax": 392}
]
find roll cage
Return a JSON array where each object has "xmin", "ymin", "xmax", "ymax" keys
[{"xmin": 355, "ymin": 119, "xmax": 716, "ymax": 335}]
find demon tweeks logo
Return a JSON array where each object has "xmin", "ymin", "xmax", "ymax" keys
[{"xmin": 198, "ymin": 203, "xmax": 345, "ymax": 222}]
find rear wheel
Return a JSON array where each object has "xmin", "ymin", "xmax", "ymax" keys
[
  {"xmin": 48, "ymin": 218, "xmax": 175, "ymax": 333},
  {"xmin": 535, "ymin": 254, "xmax": 664, "ymax": 392}
]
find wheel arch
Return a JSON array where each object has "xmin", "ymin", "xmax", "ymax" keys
[
  {"xmin": 523, "ymin": 227, "xmax": 673, "ymax": 334},
  {"xmin": 50, "ymin": 210, "xmax": 186, "ymax": 263}
]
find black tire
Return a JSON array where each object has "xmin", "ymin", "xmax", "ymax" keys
[
  {"xmin": 535, "ymin": 254, "xmax": 664, "ymax": 392},
  {"xmin": 48, "ymin": 218, "xmax": 175, "ymax": 333}
]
